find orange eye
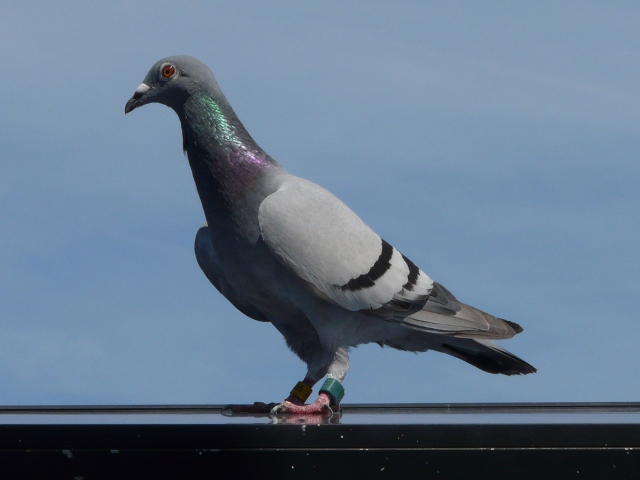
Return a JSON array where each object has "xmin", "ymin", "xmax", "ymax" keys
[{"xmin": 162, "ymin": 65, "xmax": 175, "ymax": 78}]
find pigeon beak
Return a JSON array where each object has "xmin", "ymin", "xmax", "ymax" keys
[{"xmin": 125, "ymin": 83, "xmax": 151, "ymax": 114}]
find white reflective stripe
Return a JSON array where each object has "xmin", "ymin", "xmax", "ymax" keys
[{"xmin": 134, "ymin": 83, "xmax": 150, "ymax": 95}]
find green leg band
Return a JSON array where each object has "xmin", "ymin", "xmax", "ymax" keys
[{"xmin": 319, "ymin": 377, "xmax": 345, "ymax": 406}]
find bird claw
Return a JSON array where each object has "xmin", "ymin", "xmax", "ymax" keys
[
  {"xmin": 270, "ymin": 402, "xmax": 287, "ymax": 414},
  {"xmin": 270, "ymin": 392, "xmax": 335, "ymax": 415}
]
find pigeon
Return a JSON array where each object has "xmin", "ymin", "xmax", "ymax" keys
[{"xmin": 125, "ymin": 56, "xmax": 535, "ymax": 414}]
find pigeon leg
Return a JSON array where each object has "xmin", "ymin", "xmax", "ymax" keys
[
  {"xmin": 270, "ymin": 377, "xmax": 332, "ymax": 414},
  {"xmin": 271, "ymin": 347, "xmax": 349, "ymax": 414}
]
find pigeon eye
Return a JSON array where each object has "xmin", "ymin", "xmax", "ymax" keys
[{"xmin": 162, "ymin": 65, "xmax": 176, "ymax": 78}]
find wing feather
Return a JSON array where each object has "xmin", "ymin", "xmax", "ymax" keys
[
  {"xmin": 258, "ymin": 176, "xmax": 433, "ymax": 312},
  {"xmin": 387, "ymin": 282, "xmax": 522, "ymax": 339}
]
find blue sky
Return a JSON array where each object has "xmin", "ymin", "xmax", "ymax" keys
[{"xmin": 1, "ymin": 1, "xmax": 639, "ymax": 405}]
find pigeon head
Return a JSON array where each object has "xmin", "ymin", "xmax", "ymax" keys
[
  {"xmin": 125, "ymin": 56, "xmax": 278, "ymax": 182},
  {"xmin": 125, "ymin": 55, "xmax": 219, "ymax": 114}
]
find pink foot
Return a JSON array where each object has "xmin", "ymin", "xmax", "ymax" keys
[{"xmin": 272, "ymin": 392, "xmax": 335, "ymax": 414}]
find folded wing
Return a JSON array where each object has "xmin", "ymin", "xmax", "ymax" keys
[
  {"xmin": 258, "ymin": 175, "xmax": 522, "ymax": 340},
  {"xmin": 258, "ymin": 176, "xmax": 433, "ymax": 313}
]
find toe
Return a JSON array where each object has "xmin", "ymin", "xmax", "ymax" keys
[{"xmin": 273, "ymin": 393, "xmax": 332, "ymax": 414}]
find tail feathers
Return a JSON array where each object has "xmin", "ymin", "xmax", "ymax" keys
[{"xmin": 440, "ymin": 338, "xmax": 536, "ymax": 376}]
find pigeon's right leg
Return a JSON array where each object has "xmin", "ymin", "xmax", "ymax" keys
[{"xmin": 272, "ymin": 347, "xmax": 349, "ymax": 414}]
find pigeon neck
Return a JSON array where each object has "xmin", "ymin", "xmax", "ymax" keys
[
  {"xmin": 178, "ymin": 91, "xmax": 281, "ymax": 238},
  {"xmin": 180, "ymin": 92, "xmax": 278, "ymax": 177}
]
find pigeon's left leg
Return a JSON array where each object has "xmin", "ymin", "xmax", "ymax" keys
[{"xmin": 272, "ymin": 347, "xmax": 349, "ymax": 414}]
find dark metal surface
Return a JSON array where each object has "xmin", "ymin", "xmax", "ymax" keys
[
  {"xmin": 4, "ymin": 449, "xmax": 640, "ymax": 480},
  {"xmin": 2, "ymin": 421, "xmax": 640, "ymax": 449},
  {"xmin": 1, "ymin": 403, "xmax": 639, "ymax": 479},
  {"xmin": 2, "ymin": 401, "xmax": 640, "ymax": 414}
]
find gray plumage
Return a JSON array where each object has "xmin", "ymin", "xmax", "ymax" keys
[{"xmin": 125, "ymin": 56, "xmax": 535, "ymax": 397}]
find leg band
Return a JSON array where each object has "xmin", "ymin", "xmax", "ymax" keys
[
  {"xmin": 289, "ymin": 381, "xmax": 313, "ymax": 403},
  {"xmin": 319, "ymin": 377, "xmax": 345, "ymax": 406}
]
